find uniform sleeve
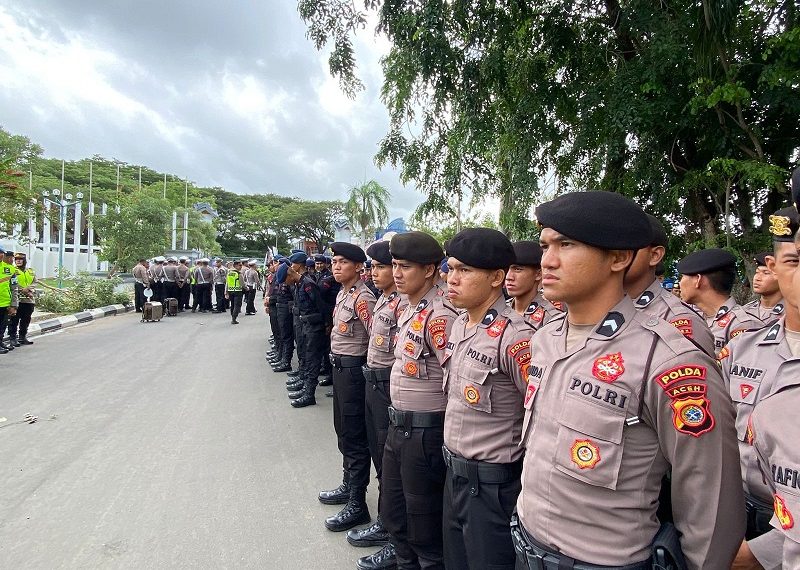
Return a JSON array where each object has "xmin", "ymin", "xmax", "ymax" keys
[
  {"xmin": 747, "ymin": 530, "xmax": 784, "ymax": 569},
  {"xmin": 355, "ymin": 290, "xmax": 376, "ymax": 330},
  {"xmin": 645, "ymin": 353, "xmax": 745, "ymax": 569},
  {"xmin": 425, "ymin": 309, "xmax": 456, "ymax": 365},
  {"xmin": 501, "ymin": 327, "xmax": 532, "ymax": 395}
]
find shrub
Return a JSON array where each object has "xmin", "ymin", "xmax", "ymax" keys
[{"xmin": 35, "ymin": 271, "xmax": 131, "ymax": 314}]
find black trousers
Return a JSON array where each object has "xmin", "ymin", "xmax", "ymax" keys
[
  {"xmin": 364, "ymin": 369, "xmax": 392, "ymax": 510},
  {"xmin": 321, "ymin": 332, "xmax": 333, "ymax": 375},
  {"xmin": 180, "ymin": 284, "xmax": 190, "ymax": 309},
  {"xmin": 277, "ymin": 303, "xmax": 294, "ymax": 363},
  {"xmin": 134, "ymin": 283, "xmax": 146, "ymax": 311},
  {"xmin": 332, "ymin": 360, "xmax": 371, "ymax": 491},
  {"xmin": 164, "ymin": 281, "xmax": 179, "ymax": 301},
  {"xmin": 301, "ymin": 322, "xmax": 324, "ymax": 382},
  {"xmin": 8, "ymin": 303, "xmax": 35, "ymax": 339},
  {"xmin": 293, "ymin": 313, "xmax": 305, "ymax": 372},
  {"xmin": 268, "ymin": 302, "xmax": 280, "ymax": 346},
  {"xmin": 0, "ymin": 306, "xmax": 8, "ymax": 343},
  {"xmin": 228, "ymin": 292, "xmax": 243, "ymax": 321},
  {"xmin": 245, "ymin": 289, "xmax": 257, "ymax": 314},
  {"xmin": 381, "ymin": 423, "xmax": 446, "ymax": 569},
  {"xmin": 214, "ymin": 284, "xmax": 227, "ymax": 311},
  {"xmin": 193, "ymin": 283, "xmax": 212, "ymax": 311},
  {"xmin": 151, "ymin": 281, "xmax": 163, "ymax": 302},
  {"xmin": 443, "ymin": 455, "xmax": 522, "ymax": 570}
]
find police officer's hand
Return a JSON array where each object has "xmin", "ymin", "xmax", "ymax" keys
[
  {"xmin": 732, "ymin": 541, "xmax": 764, "ymax": 570},
  {"xmin": 225, "ymin": 293, "xmax": 229, "ymax": 300},
  {"xmin": 8, "ymin": 307, "xmax": 16, "ymax": 316}
]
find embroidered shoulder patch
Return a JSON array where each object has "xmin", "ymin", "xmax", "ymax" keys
[
  {"xmin": 775, "ymin": 495, "xmax": 795, "ymax": 530},
  {"xmin": 670, "ymin": 317, "xmax": 693, "ymax": 338},
  {"xmin": 428, "ymin": 317, "xmax": 448, "ymax": 350},
  {"xmin": 670, "ymin": 396, "xmax": 715, "ymax": 437},
  {"xmin": 487, "ymin": 318, "xmax": 508, "ymax": 338},
  {"xmin": 656, "ymin": 365, "xmax": 707, "ymax": 391}
]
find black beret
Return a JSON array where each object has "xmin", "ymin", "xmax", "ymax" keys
[
  {"xmin": 769, "ymin": 206, "xmax": 800, "ymax": 243},
  {"xmin": 677, "ymin": 248, "xmax": 736, "ymax": 275},
  {"xmin": 512, "ymin": 241, "xmax": 543, "ymax": 267},
  {"xmin": 313, "ymin": 254, "xmax": 326, "ymax": 263},
  {"xmin": 646, "ymin": 214, "xmax": 669, "ymax": 247},
  {"xmin": 288, "ymin": 252, "xmax": 308, "ymax": 264},
  {"xmin": 535, "ymin": 191, "xmax": 652, "ymax": 250},
  {"xmin": 446, "ymin": 228, "xmax": 515, "ymax": 269},
  {"xmin": 390, "ymin": 231, "xmax": 443, "ymax": 264},
  {"xmin": 330, "ymin": 242, "xmax": 367, "ymax": 263},
  {"xmin": 366, "ymin": 241, "xmax": 392, "ymax": 265},
  {"xmin": 753, "ymin": 251, "xmax": 771, "ymax": 267}
]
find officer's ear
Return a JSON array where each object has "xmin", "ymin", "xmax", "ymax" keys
[
  {"xmin": 489, "ymin": 268, "xmax": 506, "ymax": 289},
  {"xmin": 649, "ymin": 245, "xmax": 666, "ymax": 268},
  {"xmin": 608, "ymin": 249, "xmax": 635, "ymax": 273}
]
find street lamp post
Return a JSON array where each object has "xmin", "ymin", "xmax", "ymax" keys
[{"xmin": 42, "ymin": 189, "xmax": 83, "ymax": 288}]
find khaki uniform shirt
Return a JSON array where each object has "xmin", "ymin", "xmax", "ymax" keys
[
  {"xmin": 509, "ymin": 294, "xmax": 565, "ymax": 331},
  {"xmin": 162, "ymin": 264, "xmax": 178, "ymax": 282},
  {"xmin": 707, "ymin": 297, "xmax": 764, "ymax": 351},
  {"xmin": 721, "ymin": 319, "xmax": 800, "ymax": 569},
  {"xmin": 517, "ymin": 297, "xmax": 743, "ymax": 568},
  {"xmin": 213, "ymin": 266, "xmax": 227, "ymax": 285},
  {"xmin": 176, "ymin": 264, "xmax": 189, "ymax": 287},
  {"xmin": 367, "ymin": 290, "xmax": 408, "ymax": 370},
  {"xmin": 330, "ymin": 281, "xmax": 375, "ymax": 357},
  {"xmin": 390, "ymin": 285, "xmax": 458, "ymax": 412},
  {"xmin": 443, "ymin": 295, "xmax": 533, "ymax": 463},
  {"xmin": 244, "ymin": 268, "xmax": 260, "ymax": 290},
  {"xmin": 148, "ymin": 264, "xmax": 164, "ymax": 283},
  {"xmin": 133, "ymin": 264, "xmax": 150, "ymax": 286},
  {"xmin": 194, "ymin": 266, "xmax": 213, "ymax": 284},
  {"xmin": 634, "ymin": 278, "xmax": 715, "ymax": 355},
  {"xmin": 750, "ymin": 376, "xmax": 800, "ymax": 570},
  {"xmin": 743, "ymin": 298, "xmax": 785, "ymax": 326}
]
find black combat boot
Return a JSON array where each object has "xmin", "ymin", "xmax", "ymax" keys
[
  {"xmin": 324, "ymin": 487, "xmax": 370, "ymax": 532},
  {"xmin": 356, "ymin": 543, "xmax": 397, "ymax": 570},
  {"xmin": 347, "ymin": 515, "xmax": 390, "ymax": 547},
  {"xmin": 18, "ymin": 336, "xmax": 33, "ymax": 345},
  {"xmin": 272, "ymin": 360, "xmax": 291, "ymax": 372},
  {"xmin": 319, "ymin": 473, "xmax": 350, "ymax": 505},
  {"xmin": 318, "ymin": 375, "xmax": 332, "ymax": 386},
  {"xmin": 286, "ymin": 369, "xmax": 301, "ymax": 378},
  {"xmin": 286, "ymin": 377, "xmax": 304, "ymax": 391},
  {"xmin": 291, "ymin": 377, "xmax": 317, "ymax": 408},
  {"xmin": 9, "ymin": 336, "xmax": 21, "ymax": 348}
]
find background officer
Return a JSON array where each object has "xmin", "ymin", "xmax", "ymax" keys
[
  {"xmin": 624, "ymin": 215, "xmax": 715, "ymax": 355},
  {"xmin": 677, "ymin": 248, "xmax": 763, "ymax": 350},
  {"xmin": 163, "ymin": 257, "xmax": 179, "ymax": 300},
  {"xmin": 378, "ymin": 231, "xmax": 458, "ymax": 570},
  {"xmin": 513, "ymin": 191, "xmax": 744, "ymax": 569},
  {"xmin": 0, "ymin": 246, "xmax": 19, "ymax": 354},
  {"xmin": 224, "ymin": 260, "xmax": 244, "ymax": 324},
  {"xmin": 349, "ymin": 240, "xmax": 408, "ymax": 570},
  {"xmin": 441, "ymin": 228, "xmax": 533, "ymax": 570},
  {"xmin": 132, "ymin": 259, "xmax": 150, "ymax": 312},
  {"xmin": 317, "ymin": 254, "xmax": 339, "ymax": 389},
  {"xmin": 506, "ymin": 240, "xmax": 564, "ymax": 329},
  {"xmin": 744, "ymin": 251, "xmax": 784, "ymax": 324},
  {"xmin": 265, "ymin": 258, "xmax": 282, "ymax": 361},
  {"xmin": 286, "ymin": 252, "xmax": 310, "ymax": 395},
  {"xmin": 177, "ymin": 257, "xmax": 191, "ymax": 311},
  {"xmin": 318, "ymin": 242, "xmax": 376, "ymax": 534},
  {"xmin": 148, "ymin": 257, "xmax": 165, "ymax": 302},
  {"xmin": 213, "ymin": 258, "xmax": 228, "ymax": 312},
  {"xmin": 272, "ymin": 258, "xmax": 296, "ymax": 373},
  {"xmin": 8, "ymin": 252, "xmax": 36, "ymax": 347},
  {"xmin": 192, "ymin": 258, "xmax": 214, "ymax": 312}
]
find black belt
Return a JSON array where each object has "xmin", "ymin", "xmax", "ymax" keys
[
  {"xmin": 388, "ymin": 406, "xmax": 444, "ymax": 428},
  {"xmin": 745, "ymin": 493, "xmax": 774, "ymax": 538},
  {"xmin": 363, "ymin": 365, "xmax": 391, "ymax": 383},
  {"xmin": 442, "ymin": 445, "xmax": 521, "ymax": 486},
  {"xmin": 329, "ymin": 354, "xmax": 367, "ymax": 369},
  {"xmin": 511, "ymin": 514, "xmax": 651, "ymax": 570}
]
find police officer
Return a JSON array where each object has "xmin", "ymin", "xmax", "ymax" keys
[
  {"xmin": 0, "ymin": 246, "xmax": 19, "ymax": 354},
  {"xmin": 318, "ymin": 242, "xmax": 376, "ymax": 533},
  {"xmin": 743, "ymin": 251, "xmax": 784, "ymax": 324},
  {"xmin": 350, "ymin": 241, "xmax": 408, "ymax": 570},
  {"xmin": 377, "ymin": 231, "xmax": 458, "ymax": 570},
  {"xmin": 625, "ymin": 215, "xmax": 715, "ymax": 355},
  {"xmin": 8, "ymin": 253, "xmax": 36, "ymax": 347},
  {"xmin": 266, "ymin": 257, "xmax": 284, "ymax": 363},
  {"xmin": 440, "ymin": 229, "xmax": 533, "ymax": 570},
  {"xmin": 192, "ymin": 258, "xmax": 214, "ymax": 312},
  {"xmin": 285, "ymin": 259, "xmax": 330, "ymax": 408},
  {"xmin": 305, "ymin": 257, "xmax": 315, "ymax": 276},
  {"xmin": 722, "ymin": 203, "xmax": 800, "ymax": 569},
  {"xmin": 224, "ymin": 260, "xmax": 244, "ymax": 324},
  {"xmin": 148, "ymin": 257, "xmax": 165, "ymax": 302},
  {"xmin": 506, "ymin": 240, "xmax": 564, "ymax": 329},
  {"xmin": 177, "ymin": 257, "xmax": 191, "ymax": 311},
  {"xmin": 213, "ymin": 258, "xmax": 228, "ymax": 312},
  {"xmin": 285, "ymin": 252, "xmax": 310, "ymax": 393},
  {"xmin": 678, "ymin": 248, "xmax": 763, "ymax": 351},
  {"xmin": 512, "ymin": 191, "xmax": 744, "ymax": 569},
  {"xmin": 162, "ymin": 257, "xmax": 179, "ymax": 300},
  {"xmin": 363, "ymin": 260, "xmax": 380, "ymax": 298},
  {"xmin": 244, "ymin": 260, "xmax": 260, "ymax": 315},
  {"xmin": 314, "ymin": 253, "xmax": 327, "ymax": 280},
  {"xmin": 132, "ymin": 258, "xmax": 150, "ymax": 312},
  {"xmin": 272, "ymin": 258, "xmax": 296, "ymax": 373},
  {"xmin": 317, "ymin": 254, "xmax": 339, "ymax": 387}
]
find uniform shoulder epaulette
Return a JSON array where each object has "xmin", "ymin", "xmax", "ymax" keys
[{"xmin": 640, "ymin": 313, "xmax": 704, "ymax": 358}]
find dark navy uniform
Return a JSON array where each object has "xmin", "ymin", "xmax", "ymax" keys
[
  {"xmin": 267, "ymin": 272, "xmax": 282, "ymax": 357},
  {"xmin": 275, "ymin": 277, "xmax": 296, "ymax": 370},
  {"xmin": 318, "ymin": 269, "xmax": 340, "ymax": 378},
  {"xmin": 291, "ymin": 273, "xmax": 331, "ymax": 407}
]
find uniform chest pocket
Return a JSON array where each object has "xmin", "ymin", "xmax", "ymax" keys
[
  {"xmin": 729, "ymin": 376, "xmax": 763, "ymax": 442},
  {"xmin": 372, "ymin": 320, "xmax": 394, "ymax": 353},
  {"xmin": 399, "ymin": 355, "xmax": 428, "ymax": 379},
  {"xmin": 554, "ymin": 381, "xmax": 629, "ymax": 490},
  {"xmin": 337, "ymin": 320, "xmax": 355, "ymax": 337},
  {"xmin": 457, "ymin": 367, "xmax": 492, "ymax": 414}
]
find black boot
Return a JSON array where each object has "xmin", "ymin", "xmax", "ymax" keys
[
  {"xmin": 288, "ymin": 388, "xmax": 305, "ymax": 400},
  {"xmin": 286, "ymin": 378, "xmax": 304, "ymax": 391},
  {"xmin": 319, "ymin": 473, "xmax": 350, "ymax": 505},
  {"xmin": 324, "ymin": 487, "xmax": 370, "ymax": 532},
  {"xmin": 272, "ymin": 361, "xmax": 291, "ymax": 373},
  {"xmin": 0, "ymin": 342, "xmax": 13, "ymax": 351},
  {"xmin": 356, "ymin": 543, "xmax": 397, "ymax": 570},
  {"xmin": 291, "ymin": 377, "xmax": 317, "ymax": 408},
  {"xmin": 347, "ymin": 516, "xmax": 390, "ymax": 547},
  {"xmin": 318, "ymin": 375, "xmax": 332, "ymax": 386},
  {"xmin": 9, "ymin": 336, "xmax": 21, "ymax": 348},
  {"xmin": 286, "ymin": 369, "xmax": 301, "ymax": 378},
  {"xmin": 18, "ymin": 336, "xmax": 33, "ymax": 345}
]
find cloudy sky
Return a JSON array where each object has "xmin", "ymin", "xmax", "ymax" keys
[{"xmin": 0, "ymin": 1, "xmax": 423, "ymax": 221}]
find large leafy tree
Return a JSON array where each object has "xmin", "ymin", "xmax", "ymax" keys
[
  {"xmin": 345, "ymin": 179, "xmax": 391, "ymax": 243},
  {"xmin": 299, "ymin": 0, "xmax": 799, "ymax": 255},
  {"xmin": 278, "ymin": 200, "xmax": 345, "ymax": 252},
  {"xmin": 0, "ymin": 128, "xmax": 42, "ymax": 237}
]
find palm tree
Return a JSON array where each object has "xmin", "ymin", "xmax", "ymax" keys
[{"xmin": 345, "ymin": 180, "xmax": 391, "ymax": 245}]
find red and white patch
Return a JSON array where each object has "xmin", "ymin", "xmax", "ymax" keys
[
  {"xmin": 717, "ymin": 313, "xmax": 732, "ymax": 328},
  {"xmin": 433, "ymin": 332, "xmax": 447, "ymax": 349},
  {"xmin": 671, "ymin": 396, "xmax": 715, "ymax": 437},
  {"xmin": 775, "ymin": 495, "xmax": 795, "ymax": 530},
  {"xmin": 656, "ymin": 365, "xmax": 707, "ymax": 391},
  {"xmin": 487, "ymin": 318, "xmax": 508, "ymax": 338},
  {"xmin": 428, "ymin": 317, "xmax": 448, "ymax": 349},
  {"xmin": 356, "ymin": 299, "xmax": 371, "ymax": 324},
  {"xmin": 670, "ymin": 317, "xmax": 693, "ymax": 338},
  {"xmin": 591, "ymin": 352, "xmax": 625, "ymax": 383},
  {"xmin": 740, "ymin": 384, "xmax": 755, "ymax": 399},
  {"xmin": 524, "ymin": 383, "xmax": 537, "ymax": 407},
  {"xmin": 530, "ymin": 307, "xmax": 545, "ymax": 324}
]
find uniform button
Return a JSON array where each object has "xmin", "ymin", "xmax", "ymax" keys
[
  {"xmin": 646, "ymin": 317, "xmax": 659, "ymax": 326},
  {"xmin": 404, "ymin": 431, "xmax": 410, "ymax": 437}
]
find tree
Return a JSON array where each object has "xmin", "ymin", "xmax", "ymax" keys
[
  {"xmin": 345, "ymin": 179, "xmax": 391, "ymax": 243},
  {"xmin": 279, "ymin": 200, "xmax": 345, "ymax": 252},
  {"xmin": 0, "ymin": 127, "xmax": 42, "ymax": 237},
  {"xmin": 299, "ymin": 0, "xmax": 799, "ymax": 250},
  {"xmin": 91, "ymin": 193, "xmax": 171, "ymax": 276}
]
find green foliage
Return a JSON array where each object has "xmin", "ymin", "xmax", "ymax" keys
[
  {"xmin": 345, "ymin": 180, "xmax": 391, "ymax": 242},
  {"xmin": 36, "ymin": 271, "xmax": 130, "ymax": 314},
  {"xmin": 0, "ymin": 128, "xmax": 41, "ymax": 237}
]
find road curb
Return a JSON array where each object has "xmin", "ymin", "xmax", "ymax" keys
[{"xmin": 8, "ymin": 304, "xmax": 134, "ymax": 340}]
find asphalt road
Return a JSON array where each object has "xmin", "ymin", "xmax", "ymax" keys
[{"xmin": 0, "ymin": 309, "xmax": 379, "ymax": 569}]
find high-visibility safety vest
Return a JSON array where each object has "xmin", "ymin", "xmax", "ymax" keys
[
  {"xmin": 16, "ymin": 268, "xmax": 35, "ymax": 289},
  {"xmin": 0, "ymin": 261, "xmax": 16, "ymax": 307},
  {"xmin": 226, "ymin": 270, "xmax": 242, "ymax": 292}
]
